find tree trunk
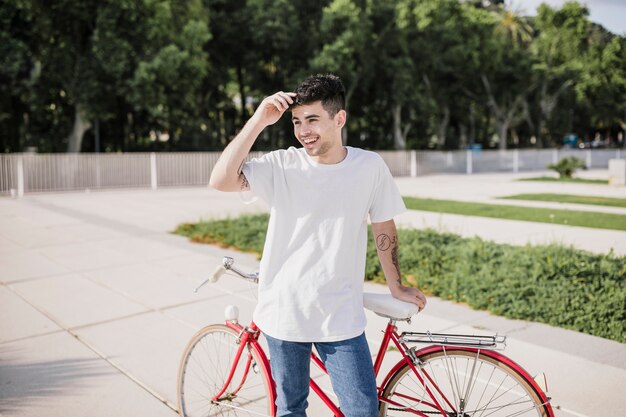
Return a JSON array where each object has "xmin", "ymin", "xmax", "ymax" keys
[
  {"xmin": 393, "ymin": 104, "xmax": 407, "ymax": 150},
  {"xmin": 498, "ymin": 122, "xmax": 508, "ymax": 150},
  {"xmin": 537, "ymin": 79, "xmax": 572, "ymax": 147},
  {"xmin": 437, "ymin": 106, "xmax": 450, "ymax": 149},
  {"xmin": 536, "ymin": 118, "xmax": 545, "ymax": 148},
  {"xmin": 469, "ymin": 103, "xmax": 476, "ymax": 146},
  {"xmin": 237, "ymin": 65, "xmax": 247, "ymax": 126},
  {"xmin": 67, "ymin": 103, "xmax": 91, "ymax": 153},
  {"xmin": 459, "ymin": 123, "xmax": 468, "ymax": 149},
  {"xmin": 481, "ymin": 74, "xmax": 528, "ymax": 150}
]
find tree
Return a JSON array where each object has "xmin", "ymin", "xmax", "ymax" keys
[
  {"xmin": 128, "ymin": 2, "xmax": 211, "ymax": 149},
  {"xmin": 8, "ymin": 1, "xmax": 211, "ymax": 153},
  {"xmin": 478, "ymin": 3, "xmax": 534, "ymax": 149},
  {"xmin": 1, "ymin": 0, "xmax": 624, "ymax": 153},
  {"xmin": 575, "ymin": 28, "xmax": 626, "ymax": 137},
  {"xmin": 0, "ymin": 0, "xmax": 36, "ymax": 152},
  {"xmin": 310, "ymin": 0, "xmax": 376, "ymax": 144},
  {"xmin": 530, "ymin": 1, "xmax": 590, "ymax": 147}
]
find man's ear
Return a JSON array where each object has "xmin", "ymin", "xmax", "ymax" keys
[{"xmin": 336, "ymin": 109, "xmax": 347, "ymax": 129}]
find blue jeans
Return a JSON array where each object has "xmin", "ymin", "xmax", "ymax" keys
[{"xmin": 264, "ymin": 332, "xmax": 379, "ymax": 417}]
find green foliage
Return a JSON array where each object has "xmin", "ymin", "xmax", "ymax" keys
[
  {"xmin": 392, "ymin": 232, "xmax": 625, "ymax": 343},
  {"xmin": 174, "ymin": 214, "xmax": 626, "ymax": 343},
  {"xmin": 547, "ymin": 156, "xmax": 586, "ymax": 178},
  {"xmin": 174, "ymin": 214, "xmax": 270, "ymax": 256},
  {"xmin": 1, "ymin": 0, "xmax": 625, "ymax": 152}
]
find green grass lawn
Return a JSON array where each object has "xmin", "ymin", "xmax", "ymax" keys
[
  {"xmin": 516, "ymin": 176, "xmax": 607, "ymax": 185},
  {"xmin": 403, "ymin": 197, "xmax": 626, "ymax": 231},
  {"xmin": 500, "ymin": 193, "xmax": 626, "ymax": 208}
]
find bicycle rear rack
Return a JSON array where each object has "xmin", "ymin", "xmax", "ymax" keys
[{"xmin": 399, "ymin": 331, "xmax": 507, "ymax": 350}]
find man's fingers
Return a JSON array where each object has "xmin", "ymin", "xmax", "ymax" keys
[
  {"xmin": 264, "ymin": 91, "xmax": 296, "ymax": 113},
  {"xmin": 415, "ymin": 293, "xmax": 426, "ymax": 310},
  {"xmin": 273, "ymin": 95, "xmax": 290, "ymax": 111},
  {"xmin": 277, "ymin": 91, "xmax": 296, "ymax": 104},
  {"xmin": 276, "ymin": 92, "xmax": 296, "ymax": 108}
]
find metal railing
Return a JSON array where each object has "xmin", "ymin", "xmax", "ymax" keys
[{"xmin": 0, "ymin": 148, "xmax": 622, "ymax": 196}]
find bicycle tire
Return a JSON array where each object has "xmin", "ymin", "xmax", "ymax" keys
[
  {"xmin": 379, "ymin": 347, "xmax": 552, "ymax": 417},
  {"xmin": 177, "ymin": 324, "xmax": 275, "ymax": 417}
]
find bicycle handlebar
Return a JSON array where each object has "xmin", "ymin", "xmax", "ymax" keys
[{"xmin": 194, "ymin": 256, "xmax": 259, "ymax": 293}]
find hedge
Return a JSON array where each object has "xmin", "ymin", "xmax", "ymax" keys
[{"xmin": 175, "ymin": 214, "xmax": 626, "ymax": 343}]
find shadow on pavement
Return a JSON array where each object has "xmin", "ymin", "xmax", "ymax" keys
[{"xmin": 0, "ymin": 349, "xmax": 111, "ymax": 414}]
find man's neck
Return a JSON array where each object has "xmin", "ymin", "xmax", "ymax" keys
[{"xmin": 312, "ymin": 145, "xmax": 348, "ymax": 165}]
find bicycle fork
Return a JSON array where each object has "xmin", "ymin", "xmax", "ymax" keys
[{"xmin": 211, "ymin": 326, "xmax": 258, "ymax": 402}]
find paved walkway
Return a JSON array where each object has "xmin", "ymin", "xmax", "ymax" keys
[{"xmin": 1, "ymin": 171, "xmax": 625, "ymax": 417}]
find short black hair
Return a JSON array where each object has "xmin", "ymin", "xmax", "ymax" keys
[{"xmin": 292, "ymin": 74, "xmax": 346, "ymax": 118}]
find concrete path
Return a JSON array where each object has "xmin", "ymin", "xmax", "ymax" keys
[{"xmin": 1, "ymin": 171, "xmax": 625, "ymax": 417}]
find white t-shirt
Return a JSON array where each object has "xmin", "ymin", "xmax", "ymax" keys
[{"xmin": 242, "ymin": 146, "xmax": 406, "ymax": 342}]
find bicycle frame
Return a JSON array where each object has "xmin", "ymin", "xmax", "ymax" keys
[
  {"xmin": 190, "ymin": 257, "xmax": 553, "ymax": 417},
  {"xmin": 213, "ymin": 321, "xmax": 276, "ymax": 407},
  {"xmin": 214, "ymin": 318, "xmax": 553, "ymax": 417}
]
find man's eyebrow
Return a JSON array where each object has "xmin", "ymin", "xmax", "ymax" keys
[{"xmin": 292, "ymin": 114, "xmax": 321, "ymax": 121}]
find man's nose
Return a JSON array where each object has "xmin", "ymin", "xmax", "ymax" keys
[{"xmin": 300, "ymin": 124, "xmax": 312, "ymax": 135}]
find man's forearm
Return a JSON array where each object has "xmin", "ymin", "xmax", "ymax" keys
[
  {"xmin": 372, "ymin": 219, "xmax": 428, "ymax": 310},
  {"xmin": 371, "ymin": 220, "xmax": 403, "ymax": 294},
  {"xmin": 209, "ymin": 116, "xmax": 264, "ymax": 191}
]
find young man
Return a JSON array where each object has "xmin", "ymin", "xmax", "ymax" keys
[{"xmin": 210, "ymin": 74, "xmax": 426, "ymax": 417}]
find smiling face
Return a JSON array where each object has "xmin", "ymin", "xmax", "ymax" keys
[{"xmin": 291, "ymin": 101, "xmax": 346, "ymax": 163}]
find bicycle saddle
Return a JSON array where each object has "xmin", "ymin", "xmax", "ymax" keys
[{"xmin": 363, "ymin": 292, "xmax": 419, "ymax": 320}]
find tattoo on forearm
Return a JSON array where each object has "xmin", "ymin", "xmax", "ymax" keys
[
  {"xmin": 378, "ymin": 233, "xmax": 402, "ymax": 283},
  {"xmin": 391, "ymin": 241, "xmax": 401, "ymax": 283},
  {"xmin": 241, "ymin": 174, "xmax": 249, "ymax": 190},
  {"xmin": 376, "ymin": 234, "xmax": 392, "ymax": 251}
]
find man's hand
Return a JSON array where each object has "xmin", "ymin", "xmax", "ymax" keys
[
  {"xmin": 252, "ymin": 91, "xmax": 297, "ymax": 128},
  {"xmin": 390, "ymin": 285, "xmax": 427, "ymax": 311}
]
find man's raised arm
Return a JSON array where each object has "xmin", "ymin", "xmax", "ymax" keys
[{"xmin": 209, "ymin": 91, "xmax": 296, "ymax": 192}]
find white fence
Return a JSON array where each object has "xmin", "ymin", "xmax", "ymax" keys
[{"xmin": 0, "ymin": 149, "xmax": 623, "ymax": 196}]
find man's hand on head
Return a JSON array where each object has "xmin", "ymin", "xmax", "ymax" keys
[{"xmin": 252, "ymin": 91, "xmax": 297, "ymax": 128}]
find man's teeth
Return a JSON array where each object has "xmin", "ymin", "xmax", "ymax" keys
[{"xmin": 303, "ymin": 137, "xmax": 318, "ymax": 144}]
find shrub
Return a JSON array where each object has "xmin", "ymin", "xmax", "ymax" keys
[
  {"xmin": 547, "ymin": 156, "xmax": 586, "ymax": 179},
  {"xmin": 175, "ymin": 214, "xmax": 626, "ymax": 343}
]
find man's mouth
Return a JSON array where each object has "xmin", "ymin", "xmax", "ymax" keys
[{"xmin": 302, "ymin": 137, "xmax": 319, "ymax": 145}]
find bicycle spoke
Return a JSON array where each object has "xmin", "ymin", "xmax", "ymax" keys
[
  {"xmin": 461, "ymin": 349, "xmax": 481, "ymax": 408},
  {"xmin": 442, "ymin": 349, "xmax": 462, "ymax": 409}
]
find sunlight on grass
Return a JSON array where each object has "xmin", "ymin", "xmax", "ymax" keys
[
  {"xmin": 402, "ymin": 197, "xmax": 626, "ymax": 231},
  {"xmin": 500, "ymin": 194, "xmax": 626, "ymax": 208},
  {"xmin": 516, "ymin": 176, "xmax": 607, "ymax": 185}
]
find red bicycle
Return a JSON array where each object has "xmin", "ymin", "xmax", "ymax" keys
[{"xmin": 177, "ymin": 256, "xmax": 554, "ymax": 417}]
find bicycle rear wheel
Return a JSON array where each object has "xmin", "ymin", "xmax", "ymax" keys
[
  {"xmin": 379, "ymin": 347, "xmax": 552, "ymax": 417},
  {"xmin": 177, "ymin": 324, "xmax": 274, "ymax": 417}
]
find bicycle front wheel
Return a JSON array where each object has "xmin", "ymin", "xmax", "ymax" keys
[
  {"xmin": 379, "ymin": 347, "xmax": 551, "ymax": 417},
  {"xmin": 177, "ymin": 324, "xmax": 274, "ymax": 417}
]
